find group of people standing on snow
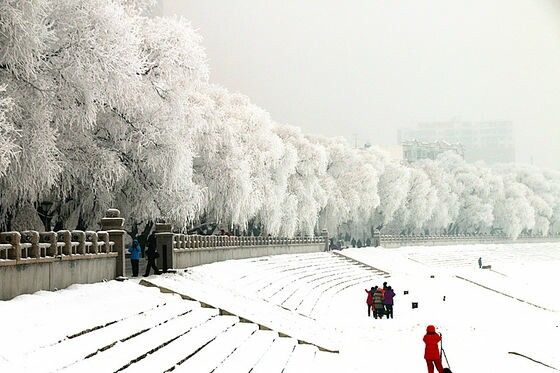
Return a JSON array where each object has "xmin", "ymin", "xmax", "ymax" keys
[{"xmin": 365, "ymin": 281, "xmax": 396, "ymax": 319}]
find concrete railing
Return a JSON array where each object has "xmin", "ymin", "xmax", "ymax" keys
[
  {"xmin": 155, "ymin": 224, "xmax": 329, "ymax": 271},
  {"xmin": 1, "ymin": 209, "xmax": 328, "ymax": 299},
  {"xmin": 374, "ymin": 233, "xmax": 560, "ymax": 248},
  {"xmin": 172, "ymin": 234, "xmax": 325, "ymax": 249},
  {"xmin": 0, "ymin": 209, "xmax": 126, "ymax": 300},
  {"xmin": 0, "ymin": 230, "xmax": 114, "ymax": 262}
]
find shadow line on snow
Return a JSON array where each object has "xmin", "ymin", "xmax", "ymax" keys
[
  {"xmin": 508, "ymin": 352, "xmax": 560, "ymax": 371},
  {"xmin": 455, "ymin": 275, "xmax": 556, "ymax": 312}
]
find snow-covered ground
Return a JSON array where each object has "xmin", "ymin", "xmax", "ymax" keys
[
  {"xmin": 337, "ymin": 243, "xmax": 560, "ymax": 372},
  {"xmin": 1, "ymin": 242, "xmax": 560, "ymax": 372}
]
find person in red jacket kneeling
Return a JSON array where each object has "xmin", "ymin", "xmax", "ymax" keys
[{"xmin": 423, "ymin": 325, "xmax": 444, "ymax": 373}]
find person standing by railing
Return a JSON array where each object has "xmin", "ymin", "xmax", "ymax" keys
[
  {"xmin": 128, "ymin": 239, "xmax": 141, "ymax": 277},
  {"xmin": 143, "ymin": 233, "xmax": 161, "ymax": 277}
]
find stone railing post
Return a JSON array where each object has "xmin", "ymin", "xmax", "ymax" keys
[
  {"xmin": 155, "ymin": 223, "xmax": 174, "ymax": 272},
  {"xmin": 21, "ymin": 231, "xmax": 39, "ymax": 259},
  {"xmin": 100, "ymin": 208, "xmax": 126, "ymax": 278},
  {"xmin": 85, "ymin": 231, "xmax": 98, "ymax": 254},
  {"xmin": 72, "ymin": 231, "xmax": 86, "ymax": 255},
  {"xmin": 39, "ymin": 232, "xmax": 57, "ymax": 257},
  {"xmin": 0, "ymin": 232, "xmax": 21, "ymax": 260},
  {"xmin": 57, "ymin": 230, "xmax": 72, "ymax": 255}
]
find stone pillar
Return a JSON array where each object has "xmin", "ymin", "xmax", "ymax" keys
[
  {"xmin": 155, "ymin": 223, "xmax": 174, "ymax": 272},
  {"xmin": 21, "ymin": 230, "xmax": 39, "ymax": 258},
  {"xmin": 100, "ymin": 209, "xmax": 126, "ymax": 278},
  {"xmin": 321, "ymin": 229, "xmax": 329, "ymax": 251},
  {"xmin": 0, "ymin": 232, "xmax": 21, "ymax": 260},
  {"xmin": 85, "ymin": 231, "xmax": 98, "ymax": 254},
  {"xmin": 71, "ymin": 230, "xmax": 86, "ymax": 255}
]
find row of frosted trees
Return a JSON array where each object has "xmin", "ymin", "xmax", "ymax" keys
[{"xmin": 1, "ymin": 0, "xmax": 560, "ymax": 240}]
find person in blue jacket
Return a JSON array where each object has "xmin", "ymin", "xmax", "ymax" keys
[{"xmin": 128, "ymin": 239, "xmax": 142, "ymax": 277}]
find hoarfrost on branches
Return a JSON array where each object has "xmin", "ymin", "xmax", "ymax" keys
[{"xmin": 1, "ymin": 0, "xmax": 560, "ymax": 240}]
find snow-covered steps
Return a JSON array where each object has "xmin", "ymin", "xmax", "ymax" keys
[
  {"xmin": 212, "ymin": 329, "xmax": 277, "ymax": 373},
  {"xmin": 22, "ymin": 299, "xmax": 199, "ymax": 372},
  {"xmin": 283, "ymin": 344, "xmax": 319, "ymax": 372},
  {"xmin": 173, "ymin": 322, "xmax": 258, "ymax": 372},
  {"xmin": 3, "ymin": 276, "xmax": 341, "ymax": 373},
  {"xmin": 251, "ymin": 336, "xmax": 298, "ymax": 373},
  {"xmin": 179, "ymin": 252, "xmax": 389, "ymax": 319},
  {"xmin": 141, "ymin": 275, "xmax": 342, "ymax": 353},
  {"xmin": 0, "ymin": 281, "xmax": 171, "ymax": 360},
  {"xmin": 120, "ymin": 314, "xmax": 238, "ymax": 373},
  {"xmin": 333, "ymin": 250, "xmax": 391, "ymax": 277},
  {"xmin": 59, "ymin": 306, "xmax": 220, "ymax": 372}
]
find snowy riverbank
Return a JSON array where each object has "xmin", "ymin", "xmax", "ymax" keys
[{"xmin": 1, "ymin": 242, "xmax": 559, "ymax": 372}]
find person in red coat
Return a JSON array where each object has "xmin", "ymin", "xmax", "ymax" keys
[
  {"xmin": 365, "ymin": 287, "xmax": 375, "ymax": 316},
  {"xmin": 423, "ymin": 325, "xmax": 444, "ymax": 373}
]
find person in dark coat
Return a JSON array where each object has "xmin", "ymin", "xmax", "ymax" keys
[
  {"xmin": 372, "ymin": 287, "xmax": 385, "ymax": 319},
  {"xmin": 143, "ymin": 233, "xmax": 160, "ymax": 277},
  {"xmin": 128, "ymin": 239, "xmax": 142, "ymax": 277},
  {"xmin": 423, "ymin": 325, "xmax": 444, "ymax": 373},
  {"xmin": 383, "ymin": 285, "xmax": 396, "ymax": 318},
  {"xmin": 478, "ymin": 257, "xmax": 482, "ymax": 269},
  {"xmin": 365, "ymin": 287, "xmax": 375, "ymax": 317}
]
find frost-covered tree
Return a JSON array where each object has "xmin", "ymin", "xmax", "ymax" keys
[
  {"xmin": 416, "ymin": 157, "xmax": 460, "ymax": 234},
  {"xmin": 314, "ymin": 137, "xmax": 380, "ymax": 235},
  {"xmin": 386, "ymin": 167, "xmax": 436, "ymax": 234},
  {"xmin": 0, "ymin": 85, "xmax": 18, "ymax": 177},
  {"xmin": 3, "ymin": 0, "xmax": 560, "ymax": 240},
  {"xmin": 0, "ymin": 1, "xmax": 208, "ymax": 230},
  {"xmin": 191, "ymin": 85, "xmax": 257, "ymax": 230},
  {"xmin": 274, "ymin": 124, "xmax": 328, "ymax": 236},
  {"xmin": 372, "ymin": 161, "xmax": 411, "ymax": 231}
]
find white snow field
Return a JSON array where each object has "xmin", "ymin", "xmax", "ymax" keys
[{"xmin": 1, "ymin": 242, "xmax": 559, "ymax": 372}]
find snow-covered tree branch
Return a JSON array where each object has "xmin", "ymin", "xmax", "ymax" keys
[{"xmin": 1, "ymin": 0, "xmax": 560, "ymax": 239}]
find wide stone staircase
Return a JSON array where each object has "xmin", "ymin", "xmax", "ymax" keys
[
  {"xmin": 174, "ymin": 252, "xmax": 390, "ymax": 319},
  {"xmin": 2, "ymin": 252, "xmax": 391, "ymax": 372},
  {"xmin": 3, "ymin": 273, "xmax": 340, "ymax": 373}
]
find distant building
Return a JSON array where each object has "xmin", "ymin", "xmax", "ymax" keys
[
  {"xmin": 378, "ymin": 145, "xmax": 403, "ymax": 161},
  {"xmin": 398, "ymin": 120, "xmax": 515, "ymax": 164},
  {"xmin": 402, "ymin": 140, "xmax": 464, "ymax": 163}
]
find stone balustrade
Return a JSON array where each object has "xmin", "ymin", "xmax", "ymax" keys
[
  {"xmin": 171, "ymin": 233, "xmax": 325, "ymax": 251},
  {"xmin": 0, "ymin": 209, "xmax": 126, "ymax": 300},
  {"xmin": 373, "ymin": 232, "xmax": 560, "ymax": 248},
  {"xmin": 0, "ymin": 229, "xmax": 115, "ymax": 264},
  {"xmin": 154, "ymin": 226, "xmax": 329, "ymax": 271}
]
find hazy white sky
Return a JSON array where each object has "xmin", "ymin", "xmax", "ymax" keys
[{"xmin": 160, "ymin": 0, "xmax": 560, "ymax": 169}]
